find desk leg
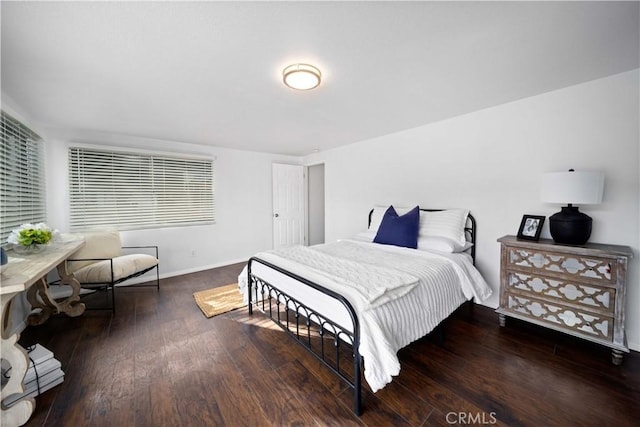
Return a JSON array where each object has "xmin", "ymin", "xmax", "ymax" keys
[
  {"xmin": 1, "ymin": 293, "xmax": 35, "ymax": 427},
  {"xmin": 27, "ymin": 262, "xmax": 85, "ymax": 326},
  {"xmin": 53, "ymin": 262, "xmax": 85, "ymax": 318}
]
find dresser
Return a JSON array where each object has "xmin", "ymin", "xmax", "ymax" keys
[{"xmin": 497, "ymin": 235, "xmax": 633, "ymax": 365}]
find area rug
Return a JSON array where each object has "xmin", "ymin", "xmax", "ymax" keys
[{"xmin": 193, "ymin": 283, "xmax": 244, "ymax": 318}]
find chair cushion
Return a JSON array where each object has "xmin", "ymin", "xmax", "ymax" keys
[
  {"xmin": 74, "ymin": 254, "xmax": 158, "ymax": 284},
  {"xmin": 68, "ymin": 231, "xmax": 122, "ymax": 272}
]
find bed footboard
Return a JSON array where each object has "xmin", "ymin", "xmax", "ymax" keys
[{"xmin": 247, "ymin": 257, "xmax": 363, "ymax": 415}]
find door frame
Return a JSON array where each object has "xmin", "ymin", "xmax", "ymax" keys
[{"xmin": 306, "ymin": 163, "xmax": 325, "ymax": 245}]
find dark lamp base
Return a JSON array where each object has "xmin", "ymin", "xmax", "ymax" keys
[{"xmin": 549, "ymin": 205, "xmax": 592, "ymax": 246}]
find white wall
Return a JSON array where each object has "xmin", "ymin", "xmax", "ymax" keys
[
  {"xmin": 45, "ymin": 133, "xmax": 299, "ymax": 278},
  {"xmin": 2, "ymin": 95, "xmax": 299, "ymax": 333},
  {"xmin": 303, "ymin": 70, "xmax": 640, "ymax": 351}
]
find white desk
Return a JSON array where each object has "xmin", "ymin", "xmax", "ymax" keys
[{"xmin": 0, "ymin": 239, "xmax": 85, "ymax": 427}]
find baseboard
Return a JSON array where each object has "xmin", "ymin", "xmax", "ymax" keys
[{"xmin": 122, "ymin": 257, "xmax": 249, "ymax": 286}]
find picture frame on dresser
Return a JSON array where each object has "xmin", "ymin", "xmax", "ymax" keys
[{"xmin": 516, "ymin": 215, "xmax": 545, "ymax": 241}]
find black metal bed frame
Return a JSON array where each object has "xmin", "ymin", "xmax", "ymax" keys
[
  {"xmin": 367, "ymin": 208, "xmax": 477, "ymax": 264},
  {"xmin": 247, "ymin": 258, "xmax": 363, "ymax": 414},
  {"xmin": 247, "ymin": 209, "xmax": 476, "ymax": 415}
]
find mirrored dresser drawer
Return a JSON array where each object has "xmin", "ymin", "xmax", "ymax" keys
[{"xmin": 497, "ymin": 235, "xmax": 633, "ymax": 365}]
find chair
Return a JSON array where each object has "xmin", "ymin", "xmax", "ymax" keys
[{"xmin": 66, "ymin": 231, "xmax": 159, "ymax": 313}]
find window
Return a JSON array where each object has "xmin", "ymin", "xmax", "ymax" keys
[
  {"xmin": 0, "ymin": 111, "xmax": 46, "ymax": 245},
  {"xmin": 68, "ymin": 147, "xmax": 215, "ymax": 231}
]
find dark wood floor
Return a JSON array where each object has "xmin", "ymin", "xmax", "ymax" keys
[{"xmin": 16, "ymin": 262, "xmax": 640, "ymax": 426}]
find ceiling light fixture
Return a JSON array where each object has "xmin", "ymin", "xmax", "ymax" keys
[{"xmin": 283, "ymin": 63, "xmax": 321, "ymax": 90}]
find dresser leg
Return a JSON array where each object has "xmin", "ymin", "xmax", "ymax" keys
[
  {"xmin": 611, "ymin": 349, "xmax": 624, "ymax": 366},
  {"xmin": 498, "ymin": 313, "xmax": 506, "ymax": 327}
]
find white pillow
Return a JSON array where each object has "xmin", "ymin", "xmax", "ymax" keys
[
  {"xmin": 352, "ymin": 231, "xmax": 471, "ymax": 253},
  {"xmin": 353, "ymin": 230, "xmax": 376, "ymax": 242},
  {"xmin": 419, "ymin": 209, "xmax": 469, "ymax": 247},
  {"xmin": 68, "ymin": 230, "xmax": 122, "ymax": 272},
  {"xmin": 417, "ymin": 236, "xmax": 472, "ymax": 253}
]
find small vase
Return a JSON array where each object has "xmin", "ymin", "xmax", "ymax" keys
[
  {"xmin": 13, "ymin": 243, "xmax": 47, "ymax": 255},
  {"xmin": 0, "ymin": 247, "xmax": 7, "ymax": 273}
]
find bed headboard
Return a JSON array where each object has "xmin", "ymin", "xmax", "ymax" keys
[{"xmin": 367, "ymin": 208, "xmax": 477, "ymax": 263}]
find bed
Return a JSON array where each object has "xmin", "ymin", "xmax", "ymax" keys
[{"xmin": 238, "ymin": 206, "xmax": 492, "ymax": 415}]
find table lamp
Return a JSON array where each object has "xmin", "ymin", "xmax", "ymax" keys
[{"xmin": 540, "ymin": 169, "xmax": 604, "ymax": 245}]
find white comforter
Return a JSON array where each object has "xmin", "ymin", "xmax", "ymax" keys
[{"xmin": 238, "ymin": 240, "xmax": 492, "ymax": 392}]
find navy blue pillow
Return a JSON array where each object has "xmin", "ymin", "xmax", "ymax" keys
[{"xmin": 373, "ymin": 206, "xmax": 420, "ymax": 249}]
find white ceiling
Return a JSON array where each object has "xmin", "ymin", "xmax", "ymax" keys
[{"xmin": 2, "ymin": 1, "xmax": 638, "ymax": 156}]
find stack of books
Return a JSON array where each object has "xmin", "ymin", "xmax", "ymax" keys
[{"xmin": 1, "ymin": 343, "xmax": 64, "ymax": 406}]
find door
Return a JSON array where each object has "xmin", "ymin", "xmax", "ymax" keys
[{"xmin": 272, "ymin": 163, "xmax": 306, "ymax": 248}]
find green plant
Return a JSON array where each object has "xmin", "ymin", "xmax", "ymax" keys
[
  {"xmin": 8, "ymin": 223, "xmax": 55, "ymax": 246},
  {"xmin": 17, "ymin": 227, "xmax": 52, "ymax": 246}
]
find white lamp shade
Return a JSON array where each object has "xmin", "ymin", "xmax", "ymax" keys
[{"xmin": 541, "ymin": 171, "xmax": 604, "ymax": 205}]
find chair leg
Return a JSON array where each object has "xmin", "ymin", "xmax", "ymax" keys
[
  {"xmin": 155, "ymin": 266, "xmax": 160, "ymax": 291},
  {"xmin": 111, "ymin": 283, "xmax": 116, "ymax": 314}
]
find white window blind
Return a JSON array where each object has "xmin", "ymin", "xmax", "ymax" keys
[
  {"xmin": 0, "ymin": 111, "xmax": 46, "ymax": 245},
  {"xmin": 68, "ymin": 147, "xmax": 215, "ymax": 231}
]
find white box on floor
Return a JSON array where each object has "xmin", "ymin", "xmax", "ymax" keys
[{"xmin": 1, "ymin": 343, "xmax": 64, "ymax": 406}]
